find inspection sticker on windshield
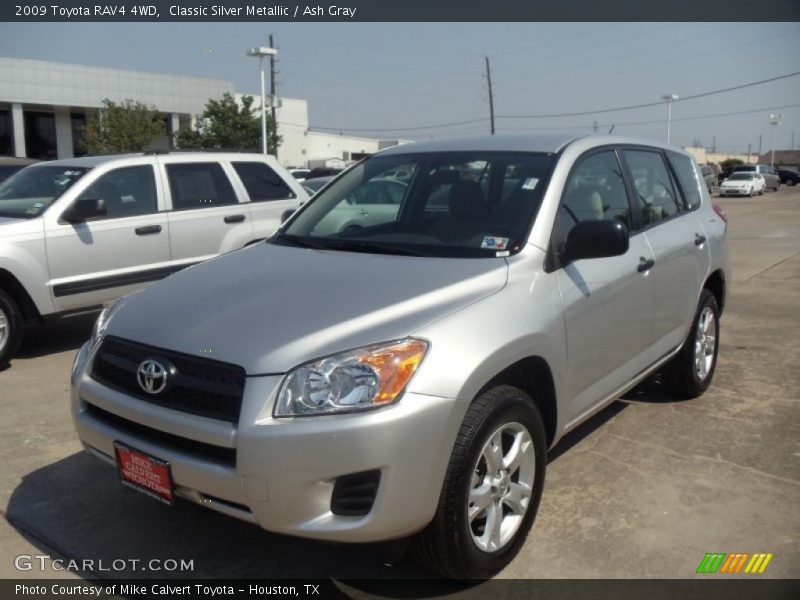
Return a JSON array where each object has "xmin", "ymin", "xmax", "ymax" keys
[
  {"xmin": 481, "ymin": 236, "xmax": 509, "ymax": 250},
  {"xmin": 521, "ymin": 177, "xmax": 539, "ymax": 190}
]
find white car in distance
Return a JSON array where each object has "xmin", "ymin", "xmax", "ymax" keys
[{"xmin": 719, "ymin": 172, "xmax": 765, "ymax": 197}]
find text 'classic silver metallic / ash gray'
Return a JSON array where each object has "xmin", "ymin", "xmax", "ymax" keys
[{"xmin": 70, "ymin": 134, "xmax": 729, "ymax": 578}]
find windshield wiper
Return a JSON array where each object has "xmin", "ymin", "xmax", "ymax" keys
[
  {"xmin": 272, "ymin": 233, "xmax": 329, "ymax": 250},
  {"xmin": 323, "ymin": 239, "xmax": 430, "ymax": 257}
]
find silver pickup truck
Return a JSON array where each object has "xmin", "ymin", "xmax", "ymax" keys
[{"xmin": 0, "ymin": 152, "xmax": 307, "ymax": 365}]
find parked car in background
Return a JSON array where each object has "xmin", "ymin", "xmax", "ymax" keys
[
  {"xmin": 70, "ymin": 134, "xmax": 728, "ymax": 578},
  {"xmin": 301, "ymin": 174, "xmax": 334, "ymax": 196},
  {"xmin": 289, "ymin": 168, "xmax": 311, "ymax": 182},
  {"xmin": 777, "ymin": 167, "xmax": 798, "ymax": 186},
  {"xmin": 719, "ymin": 172, "xmax": 765, "ymax": 196},
  {"xmin": 0, "ymin": 157, "xmax": 39, "ymax": 183},
  {"xmin": 717, "ymin": 166, "xmax": 735, "ymax": 184},
  {"xmin": 698, "ymin": 165, "xmax": 715, "ymax": 192},
  {"xmin": 0, "ymin": 152, "xmax": 308, "ymax": 365},
  {"xmin": 732, "ymin": 164, "xmax": 780, "ymax": 191},
  {"xmin": 305, "ymin": 167, "xmax": 345, "ymax": 180}
]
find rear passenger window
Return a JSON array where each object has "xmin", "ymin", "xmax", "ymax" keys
[
  {"xmin": 166, "ymin": 163, "xmax": 237, "ymax": 210},
  {"xmin": 76, "ymin": 165, "xmax": 157, "ymax": 219},
  {"xmin": 232, "ymin": 162, "xmax": 294, "ymax": 202},
  {"xmin": 623, "ymin": 150, "xmax": 681, "ymax": 225},
  {"xmin": 551, "ymin": 150, "xmax": 631, "ymax": 258},
  {"xmin": 667, "ymin": 151, "xmax": 703, "ymax": 211}
]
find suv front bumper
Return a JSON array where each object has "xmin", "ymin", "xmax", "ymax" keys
[{"xmin": 71, "ymin": 341, "xmax": 464, "ymax": 543}]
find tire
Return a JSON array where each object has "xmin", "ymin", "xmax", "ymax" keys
[
  {"xmin": 412, "ymin": 385, "xmax": 547, "ymax": 578},
  {"xmin": 759, "ymin": 187, "xmax": 764, "ymax": 196},
  {"xmin": 662, "ymin": 289, "xmax": 720, "ymax": 399},
  {"xmin": 0, "ymin": 289, "xmax": 24, "ymax": 367},
  {"xmin": 748, "ymin": 188, "xmax": 753, "ymax": 197}
]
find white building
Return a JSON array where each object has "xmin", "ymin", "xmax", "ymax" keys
[{"xmin": 0, "ymin": 57, "xmax": 409, "ymax": 166}]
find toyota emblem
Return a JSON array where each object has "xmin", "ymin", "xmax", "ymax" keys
[{"xmin": 136, "ymin": 359, "xmax": 169, "ymax": 394}]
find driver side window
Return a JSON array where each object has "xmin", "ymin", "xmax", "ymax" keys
[{"xmin": 552, "ymin": 150, "xmax": 631, "ymax": 258}]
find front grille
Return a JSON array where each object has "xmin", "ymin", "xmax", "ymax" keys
[
  {"xmin": 331, "ymin": 470, "xmax": 381, "ymax": 516},
  {"xmin": 84, "ymin": 402, "xmax": 236, "ymax": 467},
  {"xmin": 91, "ymin": 336, "xmax": 246, "ymax": 423}
]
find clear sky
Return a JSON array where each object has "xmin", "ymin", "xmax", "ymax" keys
[{"xmin": 1, "ymin": 22, "xmax": 798, "ymax": 153}]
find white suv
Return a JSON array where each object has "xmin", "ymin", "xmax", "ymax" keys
[{"xmin": 0, "ymin": 152, "xmax": 308, "ymax": 365}]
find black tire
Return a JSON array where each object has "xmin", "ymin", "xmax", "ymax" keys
[
  {"xmin": 0, "ymin": 289, "xmax": 24, "ymax": 367},
  {"xmin": 412, "ymin": 385, "xmax": 547, "ymax": 578},
  {"xmin": 662, "ymin": 289, "xmax": 720, "ymax": 399}
]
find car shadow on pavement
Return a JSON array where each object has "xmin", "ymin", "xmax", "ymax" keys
[{"xmin": 15, "ymin": 316, "xmax": 96, "ymax": 360}]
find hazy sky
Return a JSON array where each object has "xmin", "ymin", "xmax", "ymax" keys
[{"xmin": 1, "ymin": 22, "xmax": 798, "ymax": 152}]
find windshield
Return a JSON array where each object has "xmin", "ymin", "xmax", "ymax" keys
[
  {"xmin": 275, "ymin": 151, "xmax": 555, "ymax": 258},
  {"xmin": 0, "ymin": 165, "xmax": 90, "ymax": 218},
  {"xmin": 728, "ymin": 173, "xmax": 754, "ymax": 181}
]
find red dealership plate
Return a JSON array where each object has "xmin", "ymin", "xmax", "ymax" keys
[{"xmin": 113, "ymin": 441, "xmax": 174, "ymax": 505}]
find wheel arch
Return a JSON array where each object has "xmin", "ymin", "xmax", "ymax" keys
[
  {"xmin": 478, "ymin": 356, "xmax": 558, "ymax": 448},
  {"xmin": 704, "ymin": 269, "xmax": 726, "ymax": 315},
  {"xmin": 0, "ymin": 268, "xmax": 42, "ymax": 324}
]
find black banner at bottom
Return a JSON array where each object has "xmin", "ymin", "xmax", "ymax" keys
[{"xmin": 3, "ymin": 579, "xmax": 799, "ymax": 600}]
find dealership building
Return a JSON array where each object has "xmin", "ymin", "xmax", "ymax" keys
[{"xmin": 0, "ymin": 57, "xmax": 407, "ymax": 167}]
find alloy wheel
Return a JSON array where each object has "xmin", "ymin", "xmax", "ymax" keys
[
  {"xmin": 467, "ymin": 422, "xmax": 535, "ymax": 553},
  {"xmin": 694, "ymin": 306, "xmax": 717, "ymax": 381}
]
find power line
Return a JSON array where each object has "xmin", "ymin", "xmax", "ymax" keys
[
  {"xmin": 495, "ymin": 72, "xmax": 800, "ymax": 120},
  {"xmin": 309, "ymin": 72, "xmax": 799, "ymax": 134}
]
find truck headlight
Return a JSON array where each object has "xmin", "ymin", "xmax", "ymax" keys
[{"xmin": 274, "ymin": 338, "xmax": 429, "ymax": 417}]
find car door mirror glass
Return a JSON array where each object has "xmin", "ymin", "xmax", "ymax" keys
[
  {"xmin": 564, "ymin": 219, "xmax": 629, "ymax": 263},
  {"xmin": 62, "ymin": 197, "xmax": 107, "ymax": 223}
]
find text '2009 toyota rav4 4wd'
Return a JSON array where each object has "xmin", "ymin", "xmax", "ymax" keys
[
  {"xmin": 0, "ymin": 152, "xmax": 308, "ymax": 366},
  {"xmin": 71, "ymin": 135, "xmax": 728, "ymax": 578}
]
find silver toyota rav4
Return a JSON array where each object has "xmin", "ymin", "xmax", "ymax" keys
[{"xmin": 71, "ymin": 134, "xmax": 729, "ymax": 578}]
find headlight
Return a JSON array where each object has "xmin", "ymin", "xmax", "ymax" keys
[
  {"xmin": 88, "ymin": 293, "xmax": 134, "ymax": 347},
  {"xmin": 274, "ymin": 338, "xmax": 429, "ymax": 417}
]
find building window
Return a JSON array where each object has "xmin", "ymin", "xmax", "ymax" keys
[
  {"xmin": 24, "ymin": 111, "xmax": 57, "ymax": 160},
  {"xmin": 0, "ymin": 110, "xmax": 11, "ymax": 156},
  {"xmin": 71, "ymin": 113, "xmax": 87, "ymax": 157}
]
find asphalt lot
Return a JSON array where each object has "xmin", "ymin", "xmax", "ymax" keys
[{"xmin": 0, "ymin": 187, "xmax": 798, "ymax": 585}]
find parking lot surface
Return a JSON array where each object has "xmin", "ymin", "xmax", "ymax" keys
[{"xmin": 0, "ymin": 188, "xmax": 798, "ymax": 581}]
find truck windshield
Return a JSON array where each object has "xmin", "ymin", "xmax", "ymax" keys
[
  {"xmin": 0, "ymin": 165, "xmax": 90, "ymax": 219},
  {"xmin": 275, "ymin": 151, "xmax": 555, "ymax": 258}
]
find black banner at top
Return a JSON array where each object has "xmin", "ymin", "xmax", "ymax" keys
[{"xmin": 2, "ymin": 0, "xmax": 800, "ymax": 22}]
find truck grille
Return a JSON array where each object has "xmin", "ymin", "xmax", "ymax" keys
[{"xmin": 91, "ymin": 336, "xmax": 246, "ymax": 423}]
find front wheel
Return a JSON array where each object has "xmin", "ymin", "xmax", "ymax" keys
[
  {"xmin": 412, "ymin": 385, "xmax": 547, "ymax": 578},
  {"xmin": 0, "ymin": 289, "xmax": 24, "ymax": 367},
  {"xmin": 662, "ymin": 289, "xmax": 720, "ymax": 399}
]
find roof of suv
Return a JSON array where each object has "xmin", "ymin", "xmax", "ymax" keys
[
  {"xmin": 26, "ymin": 152, "xmax": 274, "ymax": 169},
  {"xmin": 376, "ymin": 133, "xmax": 683, "ymax": 156}
]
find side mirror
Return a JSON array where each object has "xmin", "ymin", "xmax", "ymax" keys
[
  {"xmin": 62, "ymin": 197, "xmax": 107, "ymax": 223},
  {"xmin": 280, "ymin": 208, "xmax": 296, "ymax": 224},
  {"xmin": 564, "ymin": 220, "xmax": 629, "ymax": 263}
]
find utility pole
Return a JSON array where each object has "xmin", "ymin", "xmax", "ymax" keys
[
  {"xmin": 269, "ymin": 34, "xmax": 278, "ymax": 159},
  {"xmin": 593, "ymin": 121, "xmax": 598, "ymax": 133},
  {"xmin": 792, "ymin": 130, "xmax": 795, "ymax": 150},
  {"xmin": 485, "ymin": 56, "xmax": 495, "ymax": 135},
  {"xmin": 747, "ymin": 143, "xmax": 751, "ymax": 164},
  {"xmin": 712, "ymin": 136, "xmax": 716, "ymax": 153},
  {"xmin": 758, "ymin": 134, "xmax": 762, "ymax": 160}
]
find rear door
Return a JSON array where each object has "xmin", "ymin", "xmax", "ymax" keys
[
  {"xmin": 44, "ymin": 160, "xmax": 171, "ymax": 312},
  {"xmin": 621, "ymin": 147, "xmax": 710, "ymax": 361},
  {"xmin": 552, "ymin": 148, "xmax": 656, "ymax": 423},
  {"xmin": 159, "ymin": 158, "xmax": 255, "ymax": 270},
  {"xmin": 228, "ymin": 159, "xmax": 304, "ymax": 240}
]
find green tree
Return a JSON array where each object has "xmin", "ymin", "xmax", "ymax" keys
[
  {"xmin": 176, "ymin": 93, "xmax": 281, "ymax": 154},
  {"xmin": 720, "ymin": 158, "xmax": 744, "ymax": 169},
  {"xmin": 82, "ymin": 99, "xmax": 165, "ymax": 154}
]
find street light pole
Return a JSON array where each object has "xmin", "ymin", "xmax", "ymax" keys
[
  {"xmin": 247, "ymin": 45, "xmax": 278, "ymax": 155},
  {"xmin": 769, "ymin": 113, "xmax": 782, "ymax": 167},
  {"xmin": 661, "ymin": 94, "xmax": 679, "ymax": 144}
]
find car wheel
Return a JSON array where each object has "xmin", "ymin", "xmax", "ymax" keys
[
  {"xmin": 412, "ymin": 385, "xmax": 547, "ymax": 578},
  {"xmin": 748, "ymin": 188, "xmax": 753, "ymax": 197},
  {"xmin": 662, "ymin": 289, "xmax": 720, "ymax": 399},
  {"xmin": 789, "ymin": 178, "xmax": 797, "ymax": 186},
  {"xmin": 759, "ymin": 186, "xmax": 764, "ymax": 195},
  {"xmin": 0, "ymin": 289, "xmax": 24, "ymax": 367}
]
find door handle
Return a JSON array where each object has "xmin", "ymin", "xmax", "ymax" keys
[
  {"xmin": 637, "ymin": 257, "xmax": 655, "ymax": 273},
  {"xmin": 694, "ymin": 234, "xmax": 707, "ymax": 246},
  {"xmin": 135, "ymin": 225, "xmax": 162, "ymax": 236},
  {"xmin": 224, "ymin": 214, "xmax": 246, "ymax": 224}
]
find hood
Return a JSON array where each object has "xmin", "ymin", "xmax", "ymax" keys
[
  {"xmin": 106, "ymin": 242, "xmax": 508, "ymax": 374},
  {"xmin": 721, "ymin": 179, "xmax": 752, "ymax": 187}
]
